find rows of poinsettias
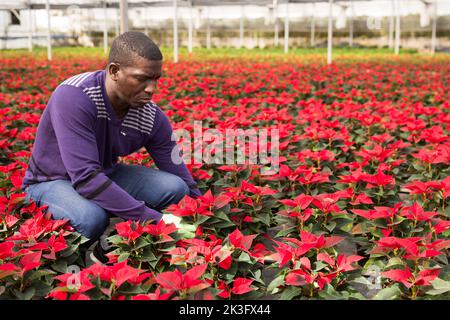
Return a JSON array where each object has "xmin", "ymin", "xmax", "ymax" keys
[
  {"xmin": 1, "ymin": 174, "xmax": 449, "ymax": 300},
  {"xmin": 1, "ymin": 55, "xmax": 450, "ymax": 300}
]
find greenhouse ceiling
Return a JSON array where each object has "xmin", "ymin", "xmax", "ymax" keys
[{"xmin": 2, "ymin": 0, "xmax": 440, "ymax": 10}]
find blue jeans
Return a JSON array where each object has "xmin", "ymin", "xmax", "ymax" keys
[{"xmin": 24, "ymin": 164, "xmax": 189, "ymax": 240}]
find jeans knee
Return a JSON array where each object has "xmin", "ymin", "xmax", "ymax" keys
[
  {"xmin": 77, "ymin": 206, "xmax": 110, "ymax": 240},
  {"xmin": 156, "ymin": 176, "xmax": 189, "ymax": 210},
  {"xmin": 173, "ymin": 178, "xmax": 190, "ymax": 203}
]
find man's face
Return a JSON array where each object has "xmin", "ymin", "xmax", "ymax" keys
[{"xmin": 110, "ymin": 56, "xmax": 162, "ymax": 108}]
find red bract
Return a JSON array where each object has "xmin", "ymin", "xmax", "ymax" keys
[
  {"xmin": 362, "ymin": 169, "xmax": 395, "ymax": 188},
  {"xmin": 371, "ymin": 236, "xmax": 423, "ymax": 257},
  {"xmin": 155, "ymin": 264, "xmax": 210, "ymax": 296},
  {"xmin": 312, "ymin": 194, "xmax": 343, "ymax": 215},
  {"xmin": 19, "ymin": 251, "xmax": 42, "ymax": 275},
  {"xmin": 84, "ymin": 261, "xmax": 146, "ymax": 288},
  {"xmin": 241, "ymin": 181, "xmax": 277, "ymax": 196},
  {"xmin": 295, "ymin": 149, "xmax": 335, "ymax": 165},
  {"xmin": 351, "ymin": 203, "xmax": 402, "ymax": 221},
  {"xmin": 336, "ymin": 188, "xmax": 374, "ymax": 205},
  {"xmin": 296, "ymin": 168, "xmax": 331, "ymax": 185},
  {"xmin": 0, "ymin": 241, "xmax": 15, "ymax": 260},
  {"xmin": 403, "ymin": 180, "xmax": 444, "ymax": 195},
  {"xmin": 131, "ymin": 288, "xmax": 172, "ymax": 300},
  {"xmin": 413, "ymin": 146, "xmax": 449, "ymax": 165},
  {"xmin": 197, "ymin": 189, "xmax": 231, "ymax": 214},
  {"xmin": 25, "ymin": 234, "xmax": 68, "ymax": 260},
  {"xmin": 143, "ymin": 219, "xmax": 178, "ymax": 242},
  {"xmin": 168, "ymin": 238, "xmax": 233, "ymax": 270},
  {"xmin": 165, "ymin": 195, "xmax": 199, "ymax": 217},
  {"xmin": 355, "ymin": 144, "xmax": 395, "ymax": 163},
  {"xmin": 115, "ymin": 220, "xmax": 144, "ymax": 242},
  {"xmin": 279, "ymin": 194, "xmax": 314, "ymax": 210},
  {"xmin": 165, "ymin": 195, "xmax": 214, "ymax": 217},
  {"xmin": 228, "ymin": 229, "xmax": 257, "ymax": 253},
  {"xmin": 270, "ymin": 231, "xmax": 343, "ymax": 268},
  {"xmin": 298, "ymin": 230, "xmax": 343, "ymax": 250},
  {"xmin": 317, "ymin": 253, "xmax": 363, "ymax": 273},
  {"xmin": 284, "ymin": 257, "xmax": 337, "ymax": 290},
  {"xmin": 0, "ymin": 263, "xmax": 19, "ymax": 280},
  {"xmin": 230, "ymin": 278, "xmax": 255, "ymax": 295},
  {"xmin": 8, "ymin": 212, "xmax": 67, "ymax": 242},
  {"xmin": 383, "ymin": 266, "xmax": 440, "ymax": 289},
  {"xmin": 400, "ymin": 202, "xmax": 439, "ymax": 222},
  {"xmin": 338, "ymin": 168, "xmax": 369, "ymax": 184}
]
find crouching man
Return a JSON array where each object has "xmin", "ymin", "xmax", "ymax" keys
[{"xmin": 22, "ymin": 32, "xmax": 201, "ymax": 261}]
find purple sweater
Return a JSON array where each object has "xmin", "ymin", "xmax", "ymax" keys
[{"xmin": 22, "ymin": 70, "xmax": 201, "ymax": 222}]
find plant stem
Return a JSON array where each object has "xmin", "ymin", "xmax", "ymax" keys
[{"xmin": 411, "ymin": 286, "xmax": 418, "ymax": 300}]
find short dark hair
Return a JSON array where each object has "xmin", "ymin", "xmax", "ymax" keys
[{"xmin": 108, "ymin": 31, "xmax": 163, "ymax": 66}]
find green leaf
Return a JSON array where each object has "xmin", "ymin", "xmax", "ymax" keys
[
  {"xmin": 274, "ymin": 226, "xmax": 297, "ymax": 238},
  {"xmin": 214, "ymin": 210, "xmax": 232, "ymax": 222},
  {"xmin": 118, "ymin": 252, "xmax": 130, "ymax": 262},
  {"xmin": 350, "ymin": 276, "xmax": 373, "ymax": 287},
  {"xmin": 324, "ymin": 221, "xmax": 337, "ymax": 232},
  {"xmin": 372, "ymin": 285, "xmax": 401, "ymax": 300},
  {"xmin": 318, "ymin": 285, "xmax": 347, "ymax": 300},
  {"xmin": 108, "ymin": 234, "xmax": 125, "ymax": 245},
  {"xmin": 118, "ymin": 283, "xmax": 147, "ymax": 295},
  {"xmin": 224, "ymin": 263, "xmax": 238, "ymax": 281},
  {"xmin": 26, "ymin": 269, "xmax": 56, "ymax": 282},
  {"xmin": 213, "ymin": 220, "xmax": 236, "ymax": 229},
  {"xmin": 254, "ymin": 213, "xmax": 271, "ymax": 226},
  {"xmin": 426, "ymin": 278, "xmax": 450, "ymax": 296},
  {"xmin": 241, "ymin": 290, "xmax": 264, "ymax": 300},
  {"xmin": 314, "ymin": 261, "xmax": 328, "ymax": 272},
  {"xmin": 237, "ymin": 252, "xmax": 252, "ymax": 263},
  {"xmin": 134, "ymin": 237, "xmax": 151, "ymax": 249},
  {"xmin": 141, "ymin": 248, "xmax": 157, "ymax": 262},
  {"xmin": 339, "ymin": 221, "xmax": 354, "ymax": 233},
  {"xmin": 13, "ymin": 287, "xmax": 36, "ymax": 300},
  {"xmin": 267, "ymin": 275, "xmax": 285, "ymax": 293},
  {"xmin": 435, "ymin": 254, "xmax": 448, "ymax": 265},
  {"xmin": 195, "ymin": 215, "xmax": 210, "ymax": 225},
  {"xmin": 250, "ymin": 269, "xmax": 265, "ymax": 285},
  {"xmin": 442, "ymin": 205, "xmax": 450, "ymax": 218},
  {"xmin": 386, "ymin": 257, "xmax": 404, "ymax": 268},
  {"xmin": 51, "ymin": 260, "xmax": 68, "ymax": 274},
  {"xmin": 280, "ymin": 286, "xmax": 302, "ymax": 300}
]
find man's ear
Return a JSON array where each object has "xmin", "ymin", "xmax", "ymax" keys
[{"xmin": 108, "ymin": 63, "xmax": 120, "ymax": 81}]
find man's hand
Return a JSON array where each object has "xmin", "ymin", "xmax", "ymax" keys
[{"xmin": 161, "ymin": 213, "xmax": 196, "ymax": 238}]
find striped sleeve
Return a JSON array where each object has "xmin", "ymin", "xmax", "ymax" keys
[{"xmin": 49, "ymin": 85, "xmax": 162, "ymax": 223}]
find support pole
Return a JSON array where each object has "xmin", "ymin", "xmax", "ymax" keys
[
  {"xmin": 173, "ymin": 0, "xmax": 178, "ymax": 63},
  {"xmin": 188, "ymin": 4, "xmax": 193, "ymax": 53},
  {"xmin": 144, "ymin": 7, "xmax": 148, "ymax": 35},
  {"xmin": 284, "ymin": 2, "xmax": 289, "ymax": 54},
  {"xmin": 394, "ymin": 0, "xmax": 400, "ymax": 55},
  {"xmin": 103, "ymin": 0, "xmax": 108, "ymax": 54},
  {"xmin": 274, "ymin": 0, "xmax": 278, "ymax": 47},
  {"xmin": 46, "ymin": 0, "xmax": 52, "ymax": 60},
  {"xmin": 206, "ymin": 8, "xmax": 211, "ymax": 49},
  {"xmin": 349, "ymin": 0, "xmax": 354, "ymax": 48},
  {"xmin": 327, "ymin": 0, "xmax": 333, "ymax": 64},
  {"xmin": 311, "ymin": 3, "xmax": 315, "ymax": 47},
  {"xmin": 115, "ymin": 9, "xmax": 120, "ymax": 36},
  {"xmin": 28, "ymin": 5, "xmax": 32, "ymax": 52},
  {"xmin": 431, "ymin": 0, "xmax": 437, "ymax": 55},
  {"xmin": 119, "ymin": 0, "xmax": 129, "ymax": 34},
  {"xmin": 388, "ymin": 0, "xmax": 394, "ymax": 48},
  {"xmin": 239, "ymin": 5, "xmax": 244, "ymax": 49}
]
